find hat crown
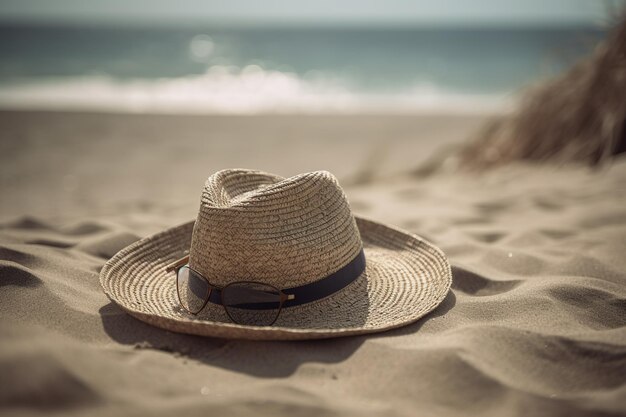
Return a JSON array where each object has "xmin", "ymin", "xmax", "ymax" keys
[{"xmin": 189, "ymin": 169, "xmax": 363, "ymax": 288}]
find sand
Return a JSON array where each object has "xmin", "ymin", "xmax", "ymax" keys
[{"xmin": 0, "ymin": 110, "xmax": 625, "ymax": 416}]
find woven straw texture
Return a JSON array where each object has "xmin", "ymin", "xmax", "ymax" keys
[
  {"xmin": 99, "ymin": 170, "xmax": 452, "ymax": 340},
  {"xmin": 190, "ymin": 170, "xmax": 362, "ymax": 288}
]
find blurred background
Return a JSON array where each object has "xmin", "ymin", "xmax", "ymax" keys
[
  {"xmin": 0, "ymin": 0, "xmax": 620, "ymax": 114},
  {"xmin": 0, "ymin": 0, "xmax": 625, "ymax": 220}
]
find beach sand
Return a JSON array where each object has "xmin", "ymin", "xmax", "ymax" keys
[{"xmin": 1, "ymin": 110, "xmax": 625, "ymax": 416}]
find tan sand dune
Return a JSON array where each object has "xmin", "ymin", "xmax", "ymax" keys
[{"xmin": 1, "ymin": 111, "xmax": 625, "ymax": 416}]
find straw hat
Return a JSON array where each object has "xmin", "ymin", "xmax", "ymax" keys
[{"xmin": 100, "ymin": 169, "xmax": 451, "ymax": 340}]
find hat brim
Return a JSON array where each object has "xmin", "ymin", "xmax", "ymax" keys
[{"xmin": 99, "ymin": 216, "xmax": 451, "ymax": 340}]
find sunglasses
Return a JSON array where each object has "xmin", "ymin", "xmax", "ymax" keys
[{"xmin": 165, "ymin": 255, "xmax": 295, "ymax": 326}]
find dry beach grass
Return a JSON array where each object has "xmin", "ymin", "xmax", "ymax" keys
[{"xmin": 461, "ymin": 14, "xmax": 626, "ymax": 168}]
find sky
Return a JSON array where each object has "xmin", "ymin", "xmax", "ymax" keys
[{"xmin": 0, "ymin": 0, "xmax": 623, "ymax": 27}]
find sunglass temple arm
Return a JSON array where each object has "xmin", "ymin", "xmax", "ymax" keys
[{"xmin": 165, "ymin": 255, "xmax": 190, "ymax": 273}]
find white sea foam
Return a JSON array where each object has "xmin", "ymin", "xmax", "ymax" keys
[{"xmin": 0, "ymin": 66, "xmax": 514, "ymax": 115}]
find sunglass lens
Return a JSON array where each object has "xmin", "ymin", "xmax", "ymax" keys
[
  {"xmin": 222, "ymin": 282, "xmax": 282, "ymax": 326},
  {"xmin": 176, "ymin": 266, "xmax": 210, "ymax": 314}
]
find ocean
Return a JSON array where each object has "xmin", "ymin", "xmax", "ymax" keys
[{"xmin": 0, "ymin": 23, "xmax": 606, "ymax": 114}]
